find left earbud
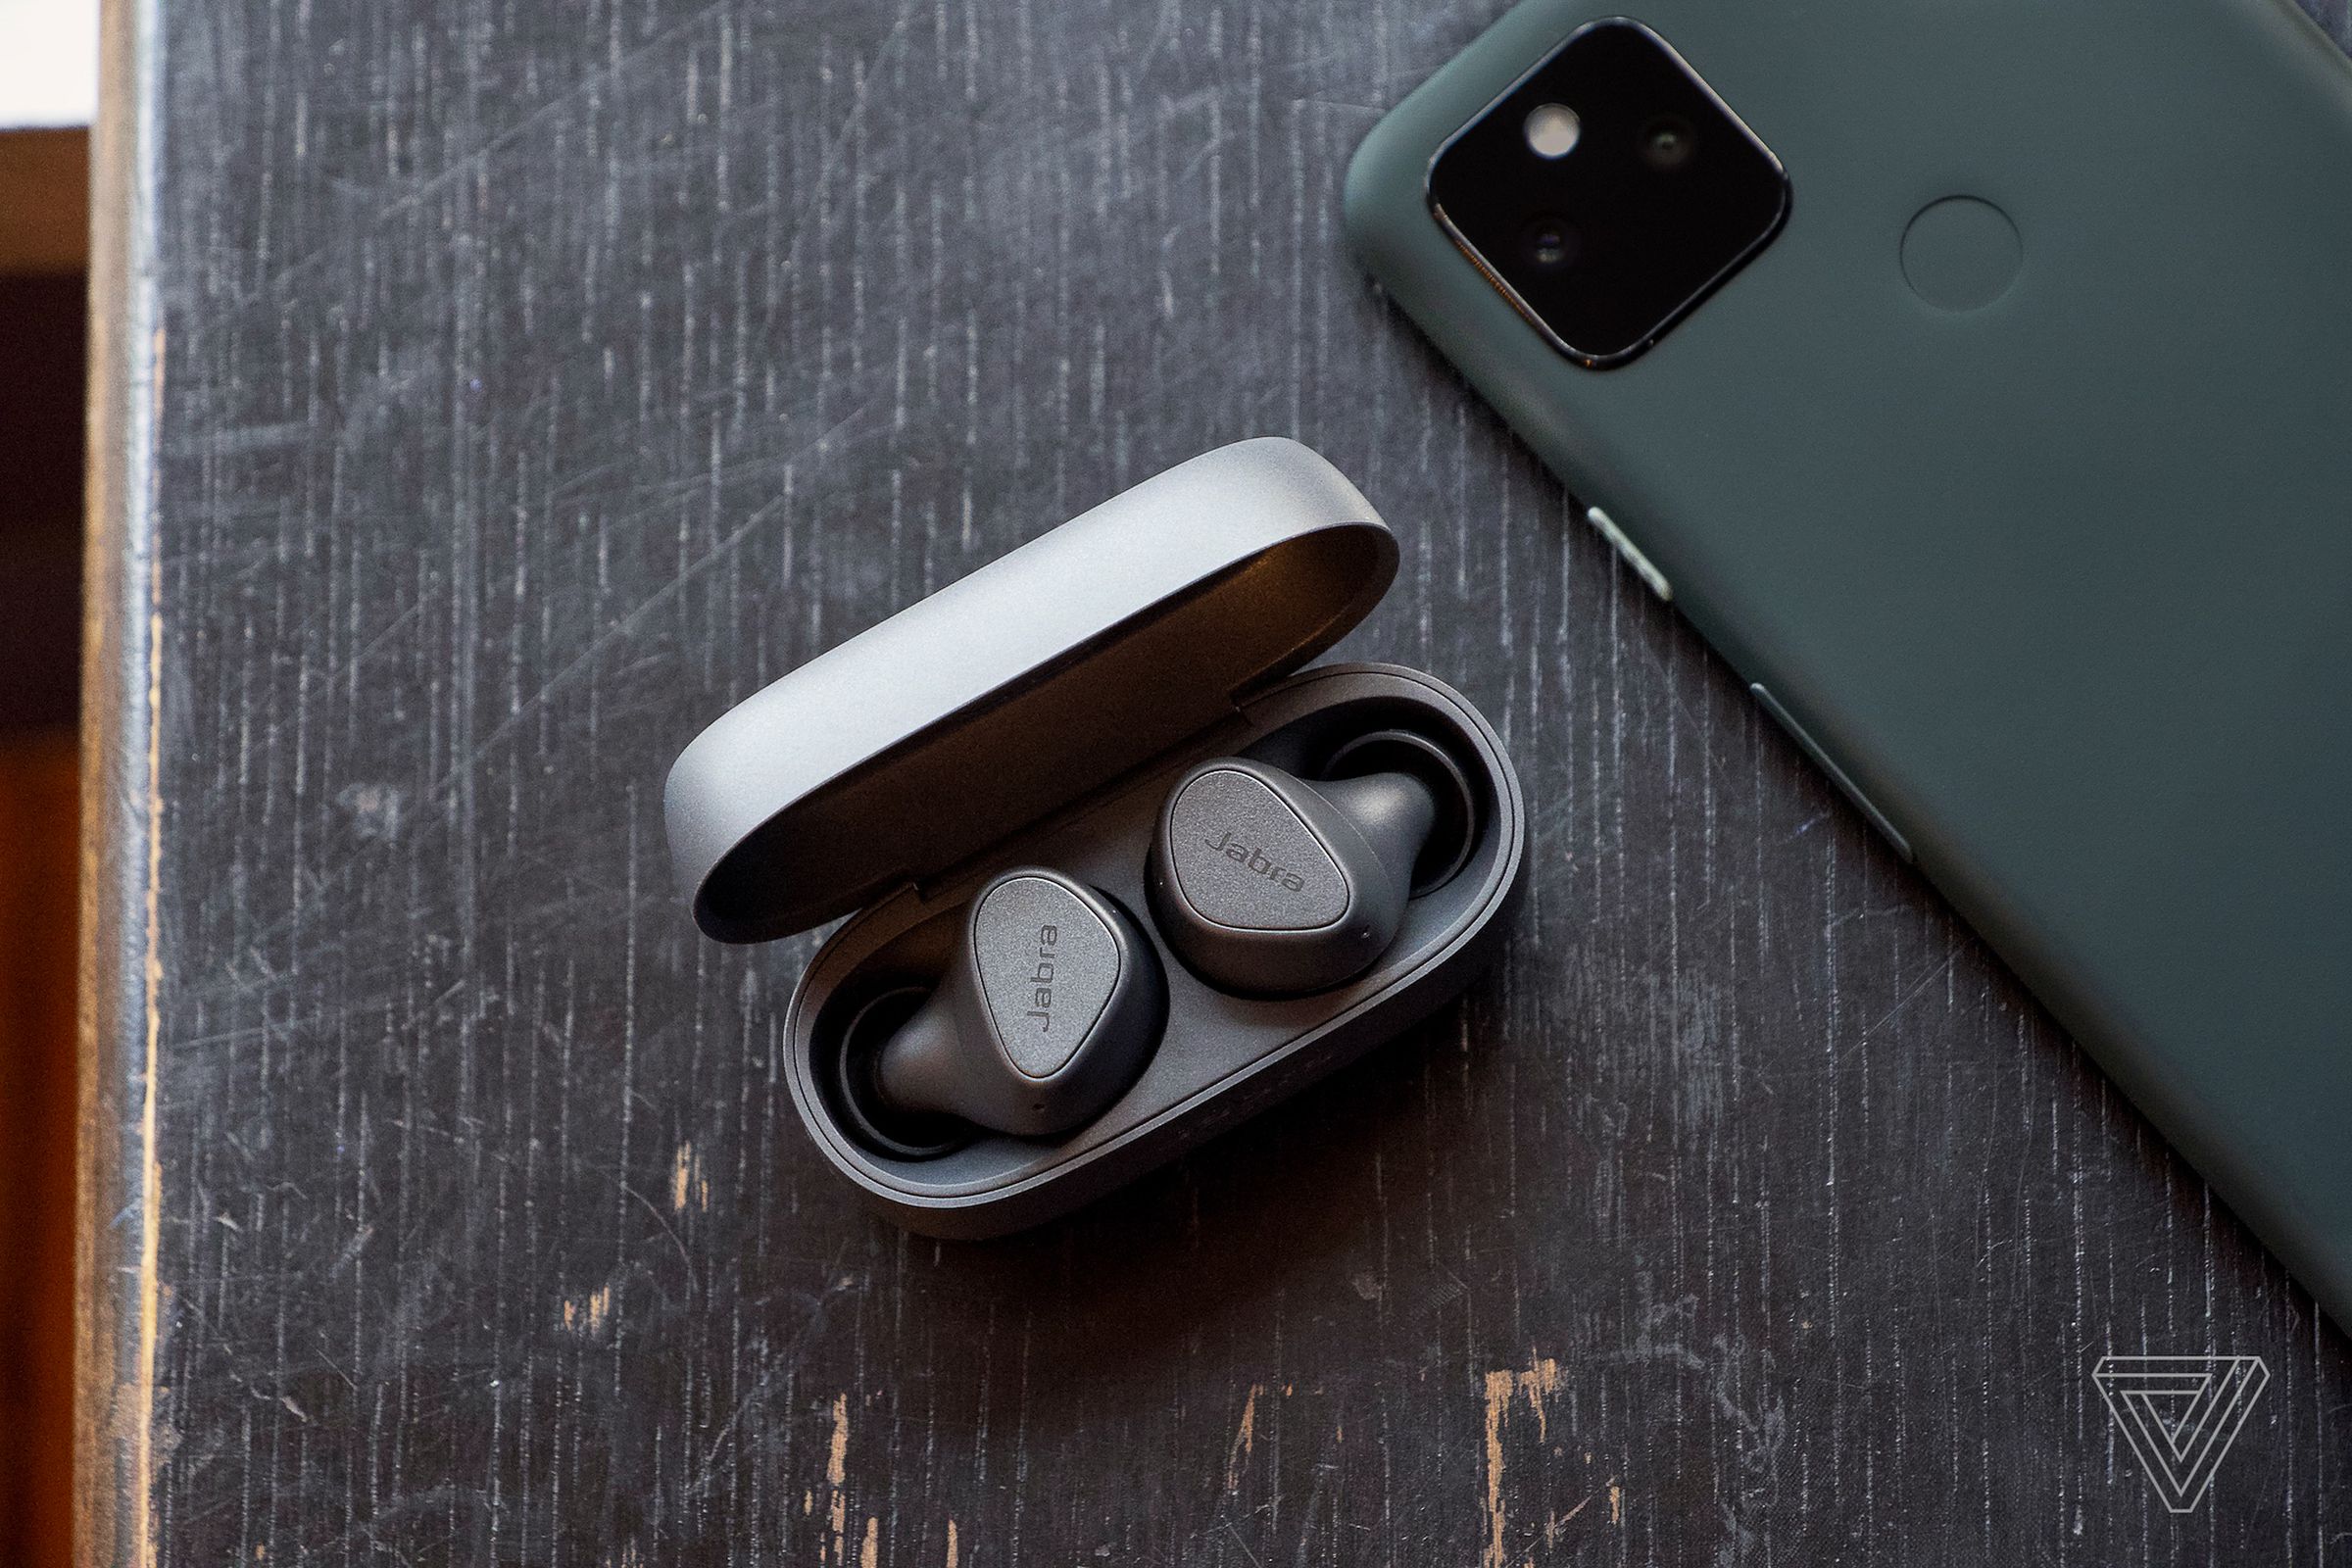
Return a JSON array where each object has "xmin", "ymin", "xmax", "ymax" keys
[{"xmin": 855, "ymin": 867, "xmax": 1167, "ymax": 1140}]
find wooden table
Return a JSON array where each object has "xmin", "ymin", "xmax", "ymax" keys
[{"xmin": 82, "ymin": 1, "xmax": 2350, "ymax": 1562}]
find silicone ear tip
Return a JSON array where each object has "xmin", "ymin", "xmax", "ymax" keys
[
  {"xmin": 831, "ymin": 986, "xmax": 972, "ymax": 1159},
  {"xmin": 1321, "ymin": 729, "xmax": 1478, "ymax": 893}
]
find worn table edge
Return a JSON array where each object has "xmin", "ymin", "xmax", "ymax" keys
[{"xmin": 74, "ymin": 0, "xmax": 166, "ymax": 1561}]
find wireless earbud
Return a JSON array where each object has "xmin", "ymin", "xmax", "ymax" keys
[
  {"xmin": 1147, "ymin": 730, "xmax": 1476, "ymax": 996},
  {"xmin": 849, "ymin": 867, "xmax": 1167, "ymax": 1143},
  {"xmin": 832, "ymin": 736, "xmax": 1475, "ymax": 1156}
]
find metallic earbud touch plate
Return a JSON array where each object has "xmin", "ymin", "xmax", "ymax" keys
[
  {"xmin": 1166, "ymin": 768, "xmax": 1348, "ymax": 931},
  {"xmin": 972, "ymin": 875, "xmax": 1122, "ymax": 1078}
]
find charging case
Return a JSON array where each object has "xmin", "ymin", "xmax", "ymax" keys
[{"xmin": 663, "ymin": 439, "xmax": 1527, "ymax": 1237}]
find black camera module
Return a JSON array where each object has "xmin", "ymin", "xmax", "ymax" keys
[
  {"xmin": 1640, "ymin": 114, "xmax": 1698, "ymax": 172},
  {"xmin": 1428, "ymin": 19, "xmax": 1788, "ymax": 367},
  {"xmin": 1522, "ymin": 216, "xmax": 1581, "ymax": 270}
]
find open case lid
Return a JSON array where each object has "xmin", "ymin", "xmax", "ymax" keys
[{"xmin": 664, "ymin": 438, "xmax": 1399, "ymax": 942}]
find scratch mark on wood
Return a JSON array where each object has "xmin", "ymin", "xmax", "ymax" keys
[
  {"xmin": 1224, "ymin": 1382, "xmax": 1263, "ymax": 1494},
  {"xmin": 828, "ymin": 1392, "xmax": 852, "ymax": 1563},
  {"xmin": 1547, "ymin": 1494, "xmax": 1592, "ymax": 1547},
  {"xmin": 1481, "ymin": 1355, "xmax": 1564, "ymax": 1568},
  {"xmin": 560, "ymin": 1285, "xmax": 613, "ymax": 1338}
]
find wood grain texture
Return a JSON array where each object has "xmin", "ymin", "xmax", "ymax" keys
[{"xmin": 84, "ymin": 1, "xmax": 2352, "ymax": 1564}]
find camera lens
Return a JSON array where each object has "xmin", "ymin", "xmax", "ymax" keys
[
  {"xmin": 1523, "ymin": 102, "xmax": 1582, "ymax": 159},
  {"xmin": 1521, "ymin": 216, "xmax": 1581, "ymax": 270},
  {"xmin": 1640, "ymin": 114, "xmax": 1697, "ymax": 171}
]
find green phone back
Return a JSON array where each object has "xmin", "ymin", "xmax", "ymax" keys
[{"xmin": 1348, "ymin": 0, "xmax": 2352, "ymax": 1322}]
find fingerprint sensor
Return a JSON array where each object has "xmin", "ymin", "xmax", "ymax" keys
[{"xmin": 1900, "ymin": 197, "xmax": 2022, "ymax": 312}]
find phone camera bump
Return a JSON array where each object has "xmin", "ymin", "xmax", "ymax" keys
[{"xmin": 1427, "ymin": 19, "xmax": 1788, "ymax": 365}]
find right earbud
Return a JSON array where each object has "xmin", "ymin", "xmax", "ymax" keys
[{"xmin": 1147, "ymin": 730, "xmax": 1476, "ymax": 996}]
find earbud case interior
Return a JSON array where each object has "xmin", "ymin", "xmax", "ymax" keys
[{"xmin": 663, "ymin": 438, "xmax": 1527, "ymax": 1237}]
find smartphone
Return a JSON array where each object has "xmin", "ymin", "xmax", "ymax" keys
[{"xmin": 1347, "ymin": 0, "xmax": 2352, "ymax": 1323}]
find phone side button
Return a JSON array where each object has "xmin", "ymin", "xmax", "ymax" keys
[
  {"xmin": 1748, "ymin": 683, "xmax": 1915, "ymax": 863},
  {"xmin": 1584, "ymin": 506, "xmax": 1672, "ymax": 602}
]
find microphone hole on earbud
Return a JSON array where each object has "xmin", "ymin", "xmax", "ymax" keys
[{"xmin": 1321, "ymin": 729, "xmax": 1479, "ymax": 895}]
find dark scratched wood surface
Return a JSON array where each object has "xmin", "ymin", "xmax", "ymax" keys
[{"xmin": 81, "ymin": 0, "xmax": 2352, "ymax": 1563}]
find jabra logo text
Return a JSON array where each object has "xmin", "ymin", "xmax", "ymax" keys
[
  {"xmin": 1022, "ymin": 924, "xmax": 1060, "ymax": 1032},
  {"xmin": 1202, "ymin": 829, "xmax": 1308, "ymax": 894}
]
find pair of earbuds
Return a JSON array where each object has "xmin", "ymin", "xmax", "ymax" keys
[{"xmin": 836, "ymin": 730, "xmax": 1476, "ymax": 1152}]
